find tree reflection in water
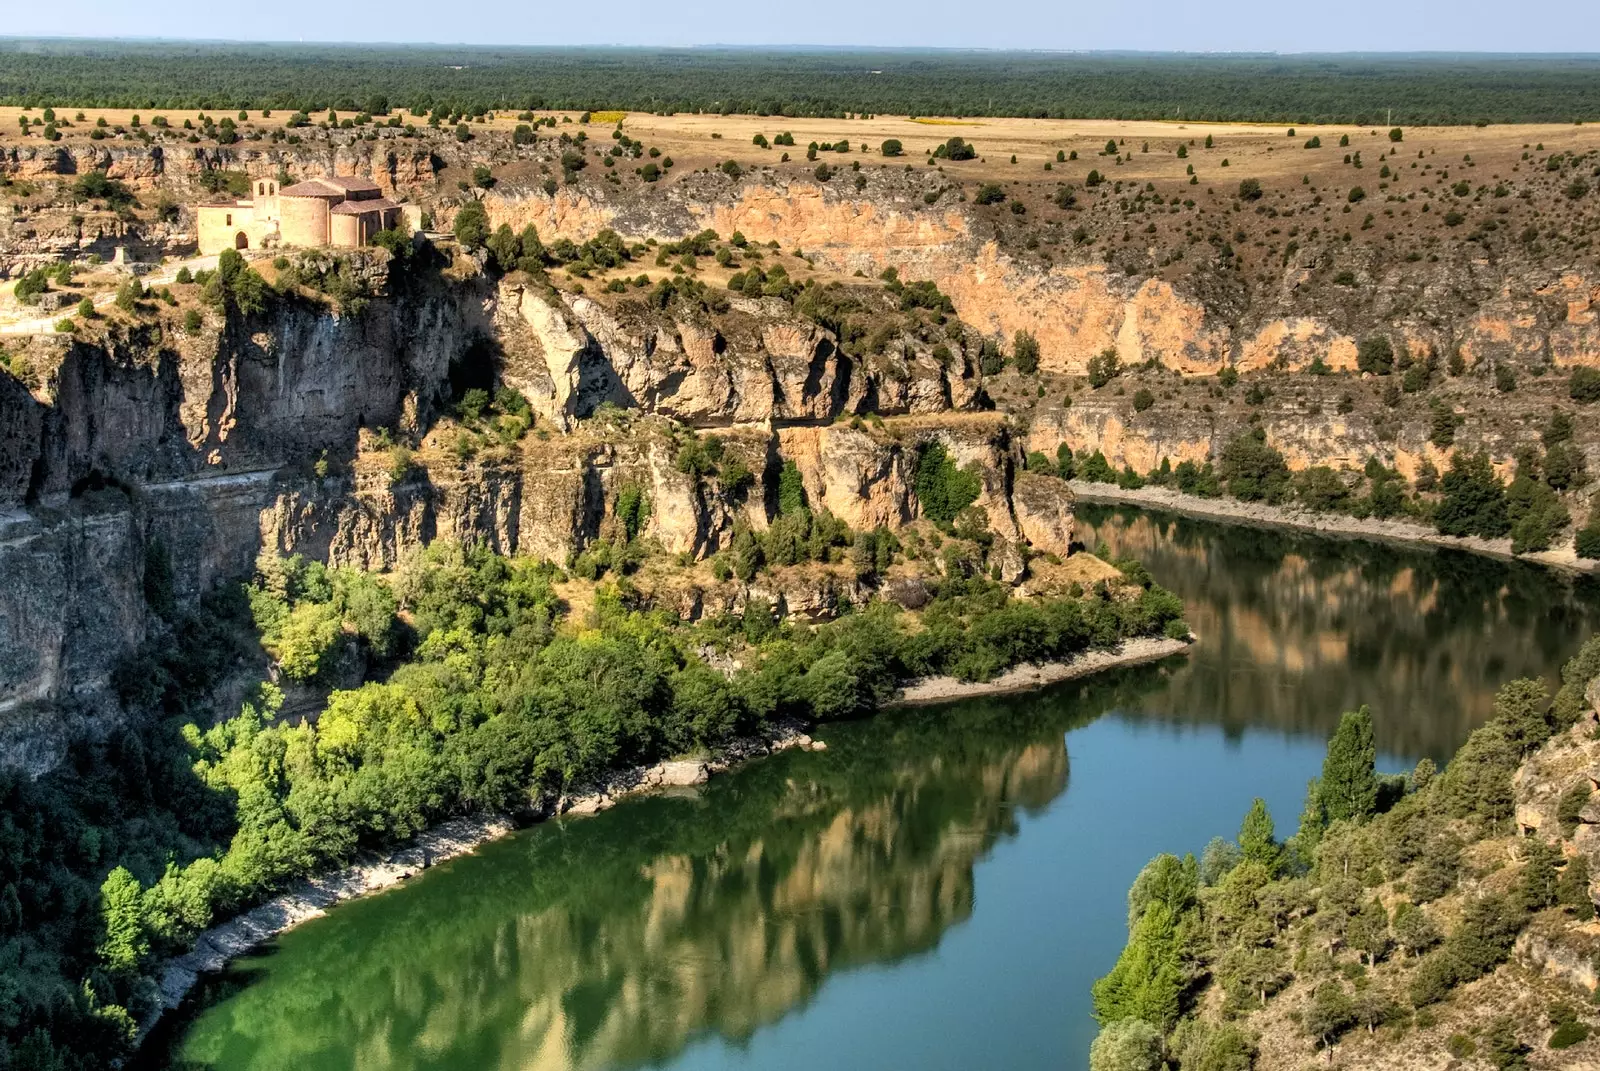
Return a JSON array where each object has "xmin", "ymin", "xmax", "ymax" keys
[
  {"xmin": 166, "ymin": 507, "xmax": 1600, "ymax": 1071},
  {"xmin": 1078, "ymin": 504, "xmax": 1600, "ymax": 761}
]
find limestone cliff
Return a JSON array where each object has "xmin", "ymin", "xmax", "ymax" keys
[{"xmin": 0, "ymin": 251, "xmax": 1040, "ymax": 775}]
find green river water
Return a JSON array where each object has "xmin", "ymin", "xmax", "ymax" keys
[{"xmin": 162, "ymin": 506, "xmax": 1600, "ymax": 1071}]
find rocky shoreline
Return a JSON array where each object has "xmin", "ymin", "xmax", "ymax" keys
[
  {"xmin": 1070, "ymin": 483, "xmax": 1598, "ymax": 575},
  {"xmin": 889, "ymin": 635, "xmax": 1193, "ymax": 706},
  {"xmin": 143, "ymin": 722, "xmax": 827, "ymax": 1040}
]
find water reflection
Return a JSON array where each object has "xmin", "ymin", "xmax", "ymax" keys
[
  {"xmin": 171, "ymin": 670, "xmax": 1173, "ymax": 1071},
  {"xmin": 1078, "ymin": 505, "xmax": 1600, "ymax": 761},
  {"xmin": 167, "ymin": 508, "xmax": 1600, "ymax": 1070}
]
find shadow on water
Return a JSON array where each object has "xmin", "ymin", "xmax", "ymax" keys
[{"xmin": 156, "ymin": 505, "xmax": 1600, "ymax": 1070}]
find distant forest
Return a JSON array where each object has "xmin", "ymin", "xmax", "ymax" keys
[{"xmin": 2, "ymin": 42, "xmax": 1599, "ymax": 124}]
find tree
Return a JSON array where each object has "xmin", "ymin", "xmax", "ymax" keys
[
  {"xmin": 1435, "ymin": 451, "xmax": 1509, "ymax": 539},
  {"xmin": 1013, "ymin": 331, "xmax": 1040, "ymax": 374},
  {"xmin": 1238, "ymin": 798, "xmax": 1279, "ymax": 871},
  {"xmin": 485, "ymin": 223, "xmax": 520, "ymax": 272},
  {"xmin": 1347, "ymin": 897, "xmax": 1391, "ymax": 964},
  {"xmin": 1087, "ymin": 348, "xmax": 1121, "ymax": 388},
  {"xmin": 1219, "ymin": 429, "xmax": 1290, "ymax": 504},
  {"xmin": 942, "ymin": 137, "xmax": 976, "ymax": 160},
  {"xmin": 1515, "ymin": 837, "xmax": 1561, "ymax": 912},
  {"xmin": 1126, "ymin": 853, "xmax": 1198, "ymax": 930},
  {"xmin": 1352, "ymin": 987, "xmax": 1396, "ymax": 1034},
  {"xmin": 1320, "ymin": 706, "xmax": 1377, "ymax": 823},
  {"xmin": 777, "ymin": 459, "xmax": 808, "ymax": 517},
  {"xmin": 1088, "ymin": 1019, "xmax": 1163, "ymax": 1071},
  {"xmin": 1391, "ymin": 901, "xmax": 1441, "ymax": 956},
  {"xmin": 1092, "ymin": 900, "xmax": 1190, "ymax": 1029},
  {"xmin": 1218, "ymin": 943, "xmax": 1290, "ymax": 1007},
  {"xmin": 1356, "ymin": 335, "xmax": 1394, "ymax": 374},
  {"xmin": 1237, "ymin": 178, "xmax": 1262, "ymax": 200},
  {"xmin": 913, "ymin": 442, "xmax": 981, "ymax": 524},
  {"xmin": 880, "ymin": 139, "xmax": 903, "ymax": 157},
  {"xmin": 98, "ymin": 867, "xmax": 148, "ymax": 975},
  {"xmin": 1200, "ymin": 836, "xmax": 1243, "ymax": 885},
  {"xmin": 1571, "ymin": 367, "xmax": 1600, "ymax": 403},
  {"xmin": 1557, "ymin": 854, "xmax": 1596, "ymax": 919},
  {"xmin": 453, "ymin": 199, "xmax": 489, "ymax": 249},
  {"xmin": 1303, "ymin": 981, "xmax": 1355, "ymax": 1059},
  {"xmin": 731, "ymin": 527, "xmax": 762, "ymax": 582}
]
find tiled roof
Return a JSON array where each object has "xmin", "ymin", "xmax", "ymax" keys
[
  {"xmin": 320, "ymin": 175, "xmax": 381, "ymax": 193},
  {"xmin": 279, "ymin": 179, "xmax": 347, "ymax": 199},
  {"xmin": 330, "ymin": 197, "xmax": 399, "ymax": 215}
]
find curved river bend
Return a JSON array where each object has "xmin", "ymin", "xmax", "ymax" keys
[{"xmin": 159, "ymin": 506, "xmax": 1600, "ymax": 1071}]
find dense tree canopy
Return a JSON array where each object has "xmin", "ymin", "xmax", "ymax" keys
[{"xmin": 4, "ymin": 43, "xmax": 1598, "ymax": 123}]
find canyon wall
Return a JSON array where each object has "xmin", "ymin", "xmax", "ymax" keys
[
  {"xmin": 0, "ymin": 250, "xmax": 1027, "ymax": 775},
  {"xmin": 4, "ymin": 148, "xmax": 1599, "ymax": 775}
]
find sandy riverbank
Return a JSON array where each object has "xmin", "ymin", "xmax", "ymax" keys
[
  {"xmin": 1070, "ymin": 483, "xmax": 1597, "ymax": 576},
  {"xmin": 889, "ymin": 635, "xmax": 1193, "ymax": 706}
]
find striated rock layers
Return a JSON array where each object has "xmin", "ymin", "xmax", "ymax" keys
[
  {"xmin": 0, "ymin": 253, "xmax": 1042, "ymax": 776},
  {"xmin": 472, "ymin": 174, "xmax": 1600, "ymax": 379}
]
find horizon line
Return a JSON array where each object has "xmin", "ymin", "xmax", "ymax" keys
[{"xmin": 3, "ymin": 36, "xmax": 1600, "ymax": 58}]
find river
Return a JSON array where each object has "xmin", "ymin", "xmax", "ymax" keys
[{"xmin": 160, "ymin": 505, "xmax": 1600, "ymax": 1071}]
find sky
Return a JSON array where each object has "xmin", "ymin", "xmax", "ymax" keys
[{"xmin": 4, "ymin": 0, "xmax": 1599, "ymax": 53}]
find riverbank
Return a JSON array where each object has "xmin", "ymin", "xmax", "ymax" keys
[
  {"xmin": 1069, "ymin": 482, "xmax": 1598, "ymax": 575},
  {"xmin": 146, "ymin": 722, "xmax": 826, "ymax": 1038},
  {"xmin": 889, "ymin": 635, "xmax": 1193, "ymax": 706},
  {"xmin": 144, "ymin": 630, "xmax": 1195, "ymax": 1043}
]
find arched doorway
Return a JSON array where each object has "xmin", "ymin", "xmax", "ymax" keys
[{"xmin": 234, "ymin": 232, "xmax": 249, "ymax": 250}]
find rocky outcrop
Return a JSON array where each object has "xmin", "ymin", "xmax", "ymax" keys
[{"xmin": 1011, "ymin": 472, "xmax": 1076, "ymax": 558}]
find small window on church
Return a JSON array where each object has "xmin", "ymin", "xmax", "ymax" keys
[{"xmin": 226, "ymin": 214, "xmax": 232, "ymax": 226}]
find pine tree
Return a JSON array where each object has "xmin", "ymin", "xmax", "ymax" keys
[
  {"xmin": 1238, "ymin": 798, "xmax": 1279, "ymax": 871},
  {"xmin": 1293, "ymin": 776, "xmax": 1327, "ymax": 857},
  {"xmin": 1320, "ymin": 707, "xmax": 1378, "ymax": 823},
  {"xmin": 1515, "ymin": 838, "xmax": 1561, "ymax": 912}
]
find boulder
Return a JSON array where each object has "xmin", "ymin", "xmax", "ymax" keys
[{"xmin": 1011, "ymin": 472, "xmax": 1076, "ymax": 557}]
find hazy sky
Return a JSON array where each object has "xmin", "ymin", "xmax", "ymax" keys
[{"xmin": 5, "ymin": 0, "xmax": 1598, "ymax": 53}]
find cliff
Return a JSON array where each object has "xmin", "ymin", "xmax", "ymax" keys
[
  {"xmin": 4, "ymin": 119, "xmax": 1598, "ymax": 774},
  {"xmin": 0, "ymin": 246, "xmax": 1040, "ymax": 775}
]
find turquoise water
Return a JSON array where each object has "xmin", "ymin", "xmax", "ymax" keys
[{"xmin": 161, "ymin": 506, "xmax": 1600, "ymax": 1070}]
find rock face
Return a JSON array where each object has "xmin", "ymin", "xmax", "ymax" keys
[
  {"xmin": 472, "ymin": 175, "xmax": 1600, "ymax": 379},
  {"xmin": 0, "ymin": 255, "xmax": 1026, "ymax": 774},
  {"xmin": 1011, "ymin": 473, "xmax": 1076, "ymax": 558}
]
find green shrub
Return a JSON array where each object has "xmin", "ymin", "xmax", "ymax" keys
[
  {"xmin": 1577, "ymin": 514, "xmax": 1600, "ymax": 560},
  {"xmin": 1550, "ymin": 1021, "xmax": 1590, "ymax": 1049},
  {"xmin": 913, "ymin": 442, "xmax": 982, "ymax": 524},
  {"xmin": 1219, "ymin": 428, "xmax": 1291, "ymax": 503},
  {"xmin": 1435, "ymin": 451, "xmax": 1509, "ymax": 539},
  {"xmin": 1570, "ymin": 367, "xmax": 1600, "ymax": 404},
  {"xmin": 1087, "ymin": 349, "xmax": 1121, "ymax": 388},
  {"xmin": 1356, "ymin": 336, "xmax": 1394, "ymax": 375}
]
